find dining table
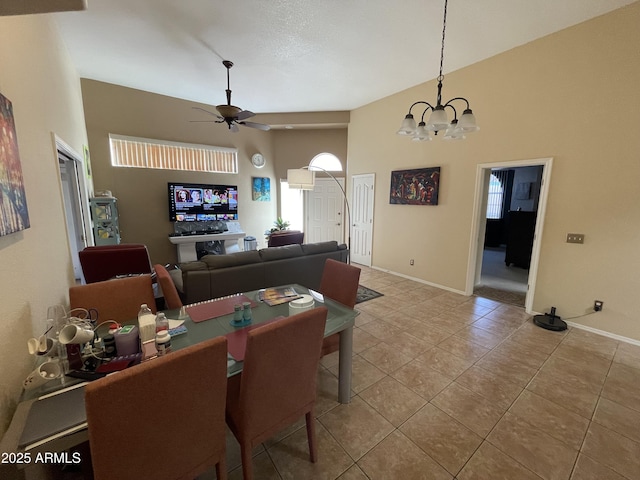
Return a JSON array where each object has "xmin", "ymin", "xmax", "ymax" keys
[{"xmin": 0, "ymin": 283, "xmax": 358, "ymax": 472}]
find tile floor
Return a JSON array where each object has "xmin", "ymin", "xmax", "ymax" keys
[{"xmin": 221, "ymin": 266, "xmax": 640, "ymax": 480}]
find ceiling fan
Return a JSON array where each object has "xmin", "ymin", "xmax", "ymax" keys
[{"xmin": 191, "ymin": 60, "xmax": 270, "ymax": 133}]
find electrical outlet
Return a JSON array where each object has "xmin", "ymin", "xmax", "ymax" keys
[
  {"xmin": 410, "ymin": 259, "xmax": 414, "ymax": 266},
  {"xmin": 566, "ymin": 233, "xmax": 585, "ymax": 244},
  {"xmin": 594, "ymin": 300, "xmax": 603, "ymax": 312}
]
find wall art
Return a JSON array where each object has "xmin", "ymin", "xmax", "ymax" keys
[
  {"xmin": 389, "ymin": 166, "xmax": 440, "ymax": 206},
  {"xmin": 252, "ymin": 177, "xmax": 271, "ymax": 201},
  {"xmin": 0, "ymin": 93, "xmax": 30, "ymax": 236}
]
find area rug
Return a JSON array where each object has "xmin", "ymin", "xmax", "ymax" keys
[
  {"xmin": 356, "ymin": 285, "xmax": 384, "ymax": 304},
  {"xmin": 474, "ymin": 286, "xmax": 525, "ymax": 308}
]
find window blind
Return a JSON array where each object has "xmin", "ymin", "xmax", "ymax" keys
[{"xmin": 109, "ymin": 134, "xmax": 238, "ymax": 174}]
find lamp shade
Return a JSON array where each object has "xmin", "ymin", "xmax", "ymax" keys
[
  {"xmin": 426, "ymin": 106, "xmax": 449, "ymax": 131},
  {"xmin": 396, "ymin": 114, "xmax": 416, "ymax": 135},
  {"xmin": 458, "ymin": 109, "xmax": 479, "ymax": 132},
  {"xmin": 287, "ymin": 169, "xmax": 315, "ymax": 190},
  {"xmin": 412, "ymin": 123, "xmax": 432, "ymax": 142}
]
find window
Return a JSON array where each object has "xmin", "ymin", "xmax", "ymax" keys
[
  {"xmin": 279, "ymin": 180, "xmax": 304, "ymax": 232},
  {"xmin": 486, "ymin": 173, "xmax": 504, "ymax": 219},
  {"xmin": 109, "ymin": 134, "xmax": 238, "ymax": 173},
  {"xmin": 309, "ymin": 152, "xmax": 342, "ymax": 172}
]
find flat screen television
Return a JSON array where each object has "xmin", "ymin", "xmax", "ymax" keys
[{"xmin": 168, "ymin": 182, "xmax": 238, "ymax": 222}]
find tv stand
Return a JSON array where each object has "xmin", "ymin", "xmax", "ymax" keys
[{"xmin": 169, "ymin": 221, "xmax": 246, "ymax": 262}]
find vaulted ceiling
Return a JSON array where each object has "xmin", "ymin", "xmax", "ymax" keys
[{"xmin": 52, "ymin": 0, "xmax": 636, "ymax": 114}]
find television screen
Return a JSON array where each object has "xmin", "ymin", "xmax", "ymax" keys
[{"xmin": 168, "ymin": 182, "xmax": 238, "ymax": 221}]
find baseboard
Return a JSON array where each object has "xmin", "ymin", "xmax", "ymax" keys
[
  {"xmin": 370, "ymin": 265, "xmax": 640, "ymax": 347},
  {"xmin": 565, "ymin": 321, "xmax": 640, "ymax": 347},
  {"xmin": 369, "ymin": 266, "xmax": 466, "ymax": 296}
]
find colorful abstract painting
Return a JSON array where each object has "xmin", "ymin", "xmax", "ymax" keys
[
  {"xmin": 252, "ymin": 177, "xmax": 271, "ymax": 201},
  {"xmin": 0, "ymin": 93, "xmax": 30, "ymax": 236},
  {"xmin": 389, "ymin": 167, "xmax": 440, "ymax": 206}
]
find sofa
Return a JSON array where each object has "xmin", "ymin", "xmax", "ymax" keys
[{"xmin": 179, "ymin": 241, "xmax": 348, "ymax": 304}]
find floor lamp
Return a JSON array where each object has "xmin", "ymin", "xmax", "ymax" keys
[{"xmin": 287, "ymin": 166, "xmax": 351, "ymax": 264}]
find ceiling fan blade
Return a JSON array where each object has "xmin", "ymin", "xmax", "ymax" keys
[
  {"xmin": 192, "ymin": 106, "xmax": 221, "ymax": 118},
  {"xmin": 239, "ymin": 121, "xmax": 271, "ymax": 131},
  {"xmin": 235, "ymin": 110, "xmax": 255, "ymax": 121}
]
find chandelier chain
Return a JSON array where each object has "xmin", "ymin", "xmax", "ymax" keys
[{"xmin": 438, "ymin": 0, "xmax": 448, "ymax": 82}]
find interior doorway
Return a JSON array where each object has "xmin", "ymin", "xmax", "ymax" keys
[
  {"xmin": 56, "ymin": 136, "xmax": 91, "ymax": 281},
  {"xmin": 466, "ymin": 158, "xmax": 553, "ymax": 313}
]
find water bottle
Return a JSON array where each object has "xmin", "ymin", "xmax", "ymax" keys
[
  {"xmin": 138, "ymin": 304, "xmax": 155, "ymax": 325},
  {"xmin": 155, "ymin": 312, "xmax": 169, "ymax": 333}
]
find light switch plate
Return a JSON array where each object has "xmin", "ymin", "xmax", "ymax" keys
[{"xmin": 566, "ymin": 233, "xmax": 585, "ymax": 244}]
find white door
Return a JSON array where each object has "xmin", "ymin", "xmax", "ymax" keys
[
  {"xmin": 351, "ymin": 174, "xmax": 375, "ymax": 266},
  {"xmin": 305, "ymin": 177, "xmax": 345, "ymax": 244}
]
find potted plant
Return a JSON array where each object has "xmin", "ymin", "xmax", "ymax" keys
[{"xmin": 265, "ymin": 217, "xmax": 290, "ymax": 241}]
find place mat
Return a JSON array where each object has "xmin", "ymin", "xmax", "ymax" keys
[
  {"xmin": 186, "ymin": 294, "xmax": 256, "ymax": 323},
  {"xmin": 225, "ymin": 316, "xmax": 284, "ymax": 361}
]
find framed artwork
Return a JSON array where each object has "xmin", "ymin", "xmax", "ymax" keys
[
  {"xmin": 389, "ymin": 166, "xmax": 440, "ymax": 206},
  {"xmin": 0, "ymin": 92, "xmax": 30, "ymax": 236},
  {"xmin": 252, "ymin": 177, "xmax": 271, "ymax": 201}
]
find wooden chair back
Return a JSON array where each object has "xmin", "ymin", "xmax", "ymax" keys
[
  {"xmin": 225, "ymin": 307, "xmax": 328, "ymax": 480},
  {"xmin": 319, "ymin": 259, "xmax": 361, "ymax": 356},
  {"xmin": 85, "ymin": 336, "xmax": 228, "ymax": 480},
  {"xmin": 69, "ymin": 275, "xmax": 156, "ymax": 324},
  {"xmin": 154, "ymin": 263, "xmax": 183, "ymax": 309}
]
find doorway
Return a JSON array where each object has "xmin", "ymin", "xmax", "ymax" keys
[
  {"xmin": 56, "ymin": 136, "xmax": 91, "ymax": 281},
  {"xmin": 466, "ymin": 157, "xmax": 553, "ymax": 313}
]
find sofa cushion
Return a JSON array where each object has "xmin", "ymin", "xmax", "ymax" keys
[
  {"xmin": 301, "ymin": 241, "xmax": 339, "ymax": 255},
  {"xmin": 259, "ymin": 244, "xmax": 304, "ymax": 261},
  {"xmin": 202, "ymin": 250, "xmax": 262, "ymax": 269},
  {"xmin": 180, "ymin": 261, "xmax": 207, "ymax": 272}
]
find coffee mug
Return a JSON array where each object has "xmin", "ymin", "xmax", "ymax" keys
[
  {"xmin": 59, "ymin": 323, "xmax": 95, "ymax": 345},
  {"xmin": 23, "ymin": 360, "xmax": 62, "ymax": 390}
]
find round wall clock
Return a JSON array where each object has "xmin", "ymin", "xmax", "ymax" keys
[{"xmin": 251, "ymin": 153, "xmax": 266, "ymax": 168}]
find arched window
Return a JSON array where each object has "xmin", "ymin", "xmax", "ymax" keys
[
  {"xmin": 486, "ymin": 173, "xmax": 504, "ymax": 219},
  {"xmin": 309, "ymin": 152, "xmax": 342, "ymax": 172}
]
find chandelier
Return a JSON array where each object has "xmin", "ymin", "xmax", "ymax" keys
[{"xmin": 397, "ymin": 0, "xmax": 479, "ymax": 141}]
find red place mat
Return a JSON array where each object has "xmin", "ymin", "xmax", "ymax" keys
[
  {"xmin": 186, "ymin": 294, "xmax": 256, "ymax": 323},
  {"xmin": 225, "ymin": 317, "xmax": 283, "ymax": 361}
]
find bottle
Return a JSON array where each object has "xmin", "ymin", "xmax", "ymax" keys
[
  {"xmin": 155, "ymin": 331, "xmax": 171, "ymax": 356},
  {"xmin": 138, "ymin": 303, "xmax": 153, "ymax": 320},
  {"xmin": 233, "ymin": 304, "xmax": 243, "ymax": 323},
  {"xmin": 155, "ymin": 312, "xmax": 169, "ymax": 333},
  {"xmin": 114, "ymin": 325, "xmax": 139, "ymax": 355},
  {"xmin": 242, "ymin": 302, "xmax": 252, "ymax": 322}
]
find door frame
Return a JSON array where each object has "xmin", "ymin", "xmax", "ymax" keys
[
  {"xmin": 54, "ymin": 135, "xmax": 92, "ymax": 279},
  {"xmin": 465, "ymin": 157, "xmax": 553, "ymax": 313}
]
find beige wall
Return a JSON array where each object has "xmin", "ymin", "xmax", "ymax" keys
[
  {"xmin": 81, "ymin": 81, "xmax": 349, "ymax": 258},
  {"xmin": 347, "ymin": 2, "xmax": 640, "ymax": 340},
  {"xmin": 82, "ymin": 79, "xmax": 278, "ymax": 257},
  {"xmin": 0, "ymin": 15, "xmax": 88, "ymax": 437}
]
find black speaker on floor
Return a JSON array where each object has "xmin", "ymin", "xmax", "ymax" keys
[{"xmin": 533, "ymin": 306, "xmax": 567, "ymax": 331}]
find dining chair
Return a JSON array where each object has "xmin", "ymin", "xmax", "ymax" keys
[
  {"xmin": 85, "ymin": 336, "xmax": 228, "ymax": 480},
  {"xmin": 154, "ymin": 263, "xmax": 183, "ymax": 310},
  {"xmin": 225, "ymin": 307, "xmax": 328, "ymax": 480},
  {"xmin": 319, "ymin": 258, "xmax": 361, "ymax": 356},
  {"xmin": 79, "ymin": 243, "xmax": 153, "ymax": 283},
  {"xmin": 69, "ymin": 274, "xmax": 156, "ymax": 324}
]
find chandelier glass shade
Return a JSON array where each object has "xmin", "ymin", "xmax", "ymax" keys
[{"xmin": 397, "ymin": 0, "xmax": 478, "ymax": 142}]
